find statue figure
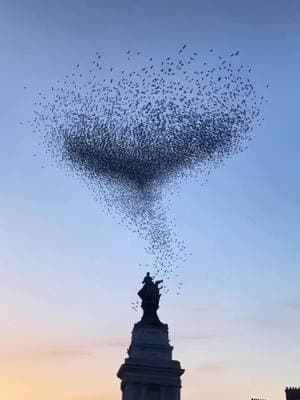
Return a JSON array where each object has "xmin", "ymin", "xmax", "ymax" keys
[{"xmin": 138, "ymin": 272, "xmax": 163, "ymax": 326}]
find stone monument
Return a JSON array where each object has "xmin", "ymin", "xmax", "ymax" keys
[{"xmin": 117, "ymin": 273, "xmax": 184, "ymax": 400}]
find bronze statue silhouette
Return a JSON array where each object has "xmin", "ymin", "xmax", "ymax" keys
[{"xmin": 138, "ymin": 272, "xmax": 163, "ymax": 326}]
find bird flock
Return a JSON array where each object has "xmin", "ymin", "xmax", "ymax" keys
[{"xmin": 31, "ymin": 45, "xmax": 266, "ymax": 295}]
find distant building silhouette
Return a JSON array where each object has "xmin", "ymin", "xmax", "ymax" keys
[
  {"xmin": 251, "ymin": 387, "xmax": 300, "ymax": 400},
  {"xmin": 285, "ymin": 387, "xmax": 300, "ymax": 400}
]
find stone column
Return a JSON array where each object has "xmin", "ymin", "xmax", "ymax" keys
[{"xmin": 117, "ymin": 321, "xmax": 184, "ymax": 400}]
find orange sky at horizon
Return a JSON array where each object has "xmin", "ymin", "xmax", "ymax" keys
[{"xmin": 0, "ymin": 320, "xmax": 296, "ymax": 400}]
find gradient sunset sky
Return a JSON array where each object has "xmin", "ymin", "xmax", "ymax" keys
[{"xmin": 0, "ymin": 1, "xmax": 300, "ymax": 399}]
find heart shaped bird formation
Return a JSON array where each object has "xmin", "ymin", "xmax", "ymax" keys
[{"xmin": 31, "ymin": 46, "xmax": 266, "ymax": 294}]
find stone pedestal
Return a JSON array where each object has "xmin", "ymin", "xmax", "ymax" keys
[{"xmin": 117, "ymin": 321, "xmax": 184, "ymax": 400}]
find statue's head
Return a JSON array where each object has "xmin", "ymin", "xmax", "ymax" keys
[{"xmin": 142, "ymin": 272, "xmax": 153, "ymax": 285}]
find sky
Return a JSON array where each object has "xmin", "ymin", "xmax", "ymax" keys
[{"xmin": 0, "ymin": 0, "xmax": 299, "ymax": 399}]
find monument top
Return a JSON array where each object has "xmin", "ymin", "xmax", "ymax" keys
[{"xmin": 117, "ymin": 273, "xmax": 184, "ymax": 400}]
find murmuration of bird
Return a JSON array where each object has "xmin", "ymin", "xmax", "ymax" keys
[{"xmin": 30, "ymin": 45, "xmax": 267, "ymax": 297}]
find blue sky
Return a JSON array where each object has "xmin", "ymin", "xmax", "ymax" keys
[{"xmin": 0, "ymin": 1, "xmax": 299, "ymax": 399}]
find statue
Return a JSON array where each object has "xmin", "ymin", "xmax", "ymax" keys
[{"xmin": 138, "ymin": 272, "xmax": 164, "ymax": 326}]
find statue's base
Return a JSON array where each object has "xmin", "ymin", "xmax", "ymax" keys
[{"xmin": 117, "ymin": 322, "xmax": 184, "ymax": 400}]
